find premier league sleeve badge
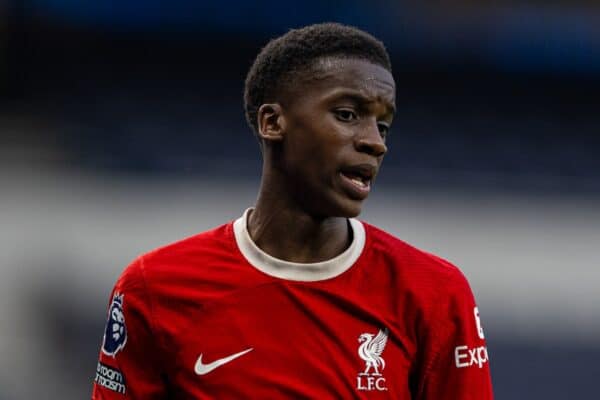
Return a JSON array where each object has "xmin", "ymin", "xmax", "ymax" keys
[{"xmin": 102, "ymin": 293, "xmax": 128, "ymax": 357}]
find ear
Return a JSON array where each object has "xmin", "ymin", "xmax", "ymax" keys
[{"xmin": 257, "ymin": 103, "xmax": 285, "ymax": 142}]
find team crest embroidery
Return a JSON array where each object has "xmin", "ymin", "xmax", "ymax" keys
[
  {"xmin": 102, "ymin": 293, "xmax": 127, "ymax": 357},
  {"xmin": 357, "ymin": 328, "xmax": 389, "ymax": 391}
]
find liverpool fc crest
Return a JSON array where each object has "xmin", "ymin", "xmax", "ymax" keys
[{"xmin": 357, "ymin": 328, "xmax": 389, "ymax": 391}]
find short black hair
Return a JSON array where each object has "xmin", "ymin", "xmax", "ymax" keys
[{"xmin": 244, "ymin": 22, "xmax": 392, "ymax": 136}]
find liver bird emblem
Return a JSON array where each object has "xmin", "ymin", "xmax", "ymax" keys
[{"xmin": 358, "ymin": 328, "xmax": 389, "ymax": 376}]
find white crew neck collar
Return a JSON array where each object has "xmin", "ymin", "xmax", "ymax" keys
[{"xmin": 233, "ymin": 209, "xmax": 366, "ymax": 282}]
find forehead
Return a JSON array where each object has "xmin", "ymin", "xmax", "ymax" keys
[{"xmin": 293, "ymin": 57, "xmax": 396, "ymax": 109}]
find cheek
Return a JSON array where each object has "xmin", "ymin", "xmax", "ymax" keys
[
  {"xmin": 285, "ymin": 119, "xmax": 329, "ymax": 158},
  {"xmin": 282, "ymin": 110, "xmax": 352, "ymax": 179}
]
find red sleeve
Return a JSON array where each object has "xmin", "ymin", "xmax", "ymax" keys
[
  {"xmin": 92, "ymin": 258, "xmax": 168, "ymax": 399},
  {"xmin": 416, "ymin": 269, "xmax": 494, "ymax": 400}
]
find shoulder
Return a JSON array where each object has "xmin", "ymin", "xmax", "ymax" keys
[
  {"xmin": 361, "ymin": 221, "xmax": 473, "ymax": 299},
  {"xmin": 142, "ymin": 222, "xmax": 233, "ymax": 264},
  {"xmin": 362, "ymin": 221, "xmax": 464, "ymax": 277},
  {"xmin": 361, "ymin": 222, "xmax": 481, "ymax": 342},
  {"xmin": 116, "ymin": 222, "xmax": 234, "ymax": 286}
]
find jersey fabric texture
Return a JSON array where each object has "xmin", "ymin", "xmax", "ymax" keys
[{"xmin": 92, "ymin": 210, "xmax": 494, "ymax": 399}]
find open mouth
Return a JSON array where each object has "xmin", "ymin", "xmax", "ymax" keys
[
  {"xmin": 341, "ymin": 171, "xmax": 371, "ymax": 190},
  {"xmin": 339, "ymin": 164, "xmax": 376, "ymax": 198}
]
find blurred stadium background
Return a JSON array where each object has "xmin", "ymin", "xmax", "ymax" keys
[{"xmin": 1, "ymin": 1, "xmax": 599, "ymax": 398}]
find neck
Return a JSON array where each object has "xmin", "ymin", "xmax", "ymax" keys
[{"xmin": 248, "ymin": 168, "xmax": 351, "ymax": 263}]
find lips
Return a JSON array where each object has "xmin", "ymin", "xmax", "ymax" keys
[{"xmin": 339, "ymin": 164, "xmax": 377, "ymax": 200}]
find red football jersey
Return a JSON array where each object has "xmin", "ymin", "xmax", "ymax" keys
[{"xmin": 92, "ymin": 210, "xmax": 493, "ymax": 399}]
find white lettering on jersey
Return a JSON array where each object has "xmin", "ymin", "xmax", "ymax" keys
[
  {"xmin": 474, "ymin": 306, "xmax": 485, "ymax": 339},
  {"xmin": 454, "ymin": 306, "xmax": 488, "ymax": 368},
  {"xmin": 455, "ymin": 345, "xmax": 489, "ymax": 368},
  {"xmin": 95, "ymin": 362, "xmax": 126, "ymax": 394}
]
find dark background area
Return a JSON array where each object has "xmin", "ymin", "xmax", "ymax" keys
[{"xmin": 3, "ymin": 1, "xmax": 600, "ymax": 191}]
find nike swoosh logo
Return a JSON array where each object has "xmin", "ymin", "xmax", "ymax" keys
[{"xmin": 194, "ymin": 348, "xmax": 253, "ymax": 375}]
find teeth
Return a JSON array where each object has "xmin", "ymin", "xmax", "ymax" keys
[{"xmin": 350, "ymin": 177, "xmax": 367, "ymax": 188}]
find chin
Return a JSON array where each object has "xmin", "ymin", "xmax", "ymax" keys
[
  {"xmin": 303, "ymin": 187, "xmax": 365, "ymax": 219},
  {"xmin": 341, "ymin": 203, "xmax": 363, "ymax": 218}
]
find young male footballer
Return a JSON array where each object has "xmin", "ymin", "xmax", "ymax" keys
[{"xmin": 92, "ymin": 23, "xmax": 493, "ymax": 399}]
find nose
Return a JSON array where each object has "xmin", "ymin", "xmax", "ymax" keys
[{"xmin": 354, "ymin": 120, "xmax": 387, "ymax": 157}]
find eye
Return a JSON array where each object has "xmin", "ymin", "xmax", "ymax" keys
[
  {"xmin": 377, "ymin": 122, "xmax": 390, "ymax": 138},
  {"xmin": 334, "ymin": 109, "xmax": 358, "ymax": 122}
]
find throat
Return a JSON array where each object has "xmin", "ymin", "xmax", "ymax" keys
[{"xmin": 247, "ymin": 208, "xmax": 353, "ymax": 264}]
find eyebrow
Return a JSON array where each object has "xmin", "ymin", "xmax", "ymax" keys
[{"xmin": 326, "ymin": 90, "xmax": 396, "ymax": 115}]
